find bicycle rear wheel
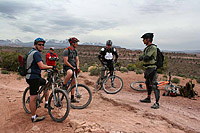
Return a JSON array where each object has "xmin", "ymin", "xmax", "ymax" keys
[
  {"xmin": 22, "ymin": 87, "xmax": 31, "ymax": 114},
  {"xmin": 103, "ymin": 75, "xmax": 123, "ymax": 94},
  {"xmin": 67, "ymin": 84, "xmax": 92, "ymax": 109},
  {"xmin": 48, "ymin": 88, "xmax": 70, "ymax": 122},
  {"xmin": 130, "ymin": 81, "xmax": 147, "ymax": 91}
]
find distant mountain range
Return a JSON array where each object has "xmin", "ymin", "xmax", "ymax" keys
[
  {"xmin": 0, "ymin": 39, "xmax": 108, "ymax": 48},
  {"xmin": 0, "ymin": 39, "xmax": 199, "ymax": 54}
]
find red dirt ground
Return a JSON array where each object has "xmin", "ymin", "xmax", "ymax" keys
[{"xmin": 0, "ymin": 70, "xmax": 200, "ymax": 133}]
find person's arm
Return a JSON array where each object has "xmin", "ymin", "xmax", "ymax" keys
[
  {"xmin": 55, "ymin": 53, "xmax": 59, "ymax": 59},
  {"xmin": 63, "ymin": 56, "xmax": 74, "ymax": 69},
  {"xmin": 98, "ymin": 48, "xmax": 105, "ymax": 62},
  {"xmin": 37, "ymin": 61, "xmax": 53, "ymax": 69},
  {"xmin": 143, "ymin": 46, "xmax": 156, "ymax": 62},
  {"xmin": 113, "ymin": 48, "xmax": 118, "ymax": 62},
  {"xmin": 76, "ymin": 56, "xmax": 79, "ymax": 69},
  {"xmin": 35, "ymin": 52, "xmax": 53, "ymax": 69},
  {"xmin": 139, "ymin": 52, "xmax": 145, "ymax": 61},
  {"xmin": 46, "ymin": 53, "xmax": 50, "ymax": 61}
]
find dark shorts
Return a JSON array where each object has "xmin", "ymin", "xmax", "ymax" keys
[
  {"xmin": 26, "ymin": 78, "xmax": 46, "ymax": 95},
  {"xmin": 144, "ymin": 67, "xmax": 157, "ymax": 85},
  {"xmin": 63, "ymin": 65, "xmax": 74, "ymax": 72}
]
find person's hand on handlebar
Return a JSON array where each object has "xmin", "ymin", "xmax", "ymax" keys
[
  {"xmin": 73, "ymin": 67, "xmax": 80, "ymax": 74},
  {"xmin": 52, "ymin": 65, "xmax": 58, "ymax": 72}
]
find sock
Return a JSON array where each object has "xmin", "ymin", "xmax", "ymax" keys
[
  {"xmin": 71, "ymin": 95, "xmax": 74, "ymax": 100},
  {"xmin": 32, "ymin": 115, "xmax": 36, "ymax": 119},
  {"xmin": 45, "ymin": 101, "xmax": 48, "ymax": 104}
]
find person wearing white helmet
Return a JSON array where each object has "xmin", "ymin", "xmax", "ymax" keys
[{"xmin": 46, "ymin": 47, "xmax": 59, "ymax": 66}]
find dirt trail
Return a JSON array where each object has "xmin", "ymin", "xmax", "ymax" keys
[{"xmin": 0, "ymin": 71, "xmax": 200, "ymax": 133}]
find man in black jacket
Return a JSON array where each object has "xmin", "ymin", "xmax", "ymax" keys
[{"xmin": 98, "ymin": 40, "xmax": 118, "ymax": 83}]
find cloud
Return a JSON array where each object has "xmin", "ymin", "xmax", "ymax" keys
[{"xmin": 0, "ymin": 0, "xmax": 200, "ymax": 50}]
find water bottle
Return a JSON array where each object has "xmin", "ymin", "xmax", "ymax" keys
[{"xmin": 67, "ymin": 79, "xmax": 71, "ymax": 86}]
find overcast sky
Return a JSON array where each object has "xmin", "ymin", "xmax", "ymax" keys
[{"xmin": 0, "ymin": 0, "xmax": 199, "ymax": 50}]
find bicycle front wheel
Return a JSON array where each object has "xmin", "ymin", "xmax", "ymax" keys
[
  {"xmin": 48, "ymin": 88, "xmax": 70, "ymax": 122},
  {"xmin": 22, "ymin": 87, "xmax": 31, "ymax": 114},
  {"xmin": 103, "ymin": 75, "xmax": 123, "ymax": 94},
  {"xmin": 130, "ymin": 81, "xmax": 147, "ymax": 91},
  {"xmin": 67, "ymin": 84, "xmax": 92, "ymax": 109}
]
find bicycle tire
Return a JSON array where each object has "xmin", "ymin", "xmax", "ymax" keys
[
  {"xmin": 67, "ymin": 84, "xmax": 92, "ymax": 109},
  {"xmin": 103, "ymin": 75, "xmax": 123, "ymax": 94},
  {"xmin": 95, "ymin": 77, "xmax": 103, "ymax": 91},
  {"xmin": 48, "ymin": 88, "xmax": 70, "ymax": 122},
  {"xmin": 130, "ymin": 81, "xmax": 147, "ymax": 91},
  {"xmin": 22, "ymin": 87, "xmax": 31, "ymax": 114}
]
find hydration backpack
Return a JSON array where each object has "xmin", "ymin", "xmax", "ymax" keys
[
  {"xmin": 155, "ymin": 47, "xmax": 164, "ymax": 69},
  {"xmin": 18, "ymin": 49, "xmax": 35, "ymax": 76}
]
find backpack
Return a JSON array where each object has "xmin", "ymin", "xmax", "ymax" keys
[
  {"xmin": 155, "ymin": 47, "xmax": 164, "ymax": 69},
  {"xmin": 18, "ymin": 49, "xmax": 35, "ymax": 76},
  {"xmin": 179, "ymin": 81, "xmax": 198, "ymax": 98}
]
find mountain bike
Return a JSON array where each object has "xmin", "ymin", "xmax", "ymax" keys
[
  {"xmin": 62, "ymin": 68, "xmax": 92, "ymax": 109},
  {"xmin": 95, "ymin": 63, "xmax": 123, "ymax": 94},
  {"xmin": 22, "ymin": 69, "xmax": 70, "ymax": 122},
  {"xmin": 130, "ymin": 72, "xmax": 179, "ymax": 95}
]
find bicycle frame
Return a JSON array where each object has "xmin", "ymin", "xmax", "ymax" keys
[
  {"xmin": 36, "ymin": 70, "xmax": 61, "ymax": 106},
  {"xmin": 101, "ymin": 63, "xmax": 120, "ymax": 80},
  {"xmin": 157, "ymin": 72, "xmax": 173, "ymax": 87}
]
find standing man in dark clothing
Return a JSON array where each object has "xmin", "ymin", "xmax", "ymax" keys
[
  {"xmin": 63, "ymin": 37, "xmax": 80, "ymax": 103},
  {"xmin": 26, "ymin": 38, "xmax": 55, "ymax": 122},
  {"xmin": 98, "ymin": 40, "xmax": 118, "ymax": 83},
  {"xmin": 139, "ymin": 33, "xmax": 160, "ymax": 109}
]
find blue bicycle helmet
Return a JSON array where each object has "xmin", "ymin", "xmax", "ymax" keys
[{"xmin": 34, "ymin": 37, "xmax": 46, "ymax": 45}]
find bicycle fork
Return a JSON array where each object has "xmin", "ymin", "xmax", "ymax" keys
[{"xmin": 73, "ymin": 71, "xmax": 81, "ymax": 98}]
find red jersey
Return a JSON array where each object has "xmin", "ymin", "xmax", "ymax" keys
[{"xmin": 46, "ymin": 52, "xmax": 58, "ymax": 66}]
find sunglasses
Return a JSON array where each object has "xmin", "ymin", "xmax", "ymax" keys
[{"xmin": 38, "ymin": 44, "xmax": 44, "ymax": 46}]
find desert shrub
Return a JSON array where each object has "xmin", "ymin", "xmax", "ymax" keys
[
  {"xmin": 157, "ymin": 69, "xmax": 163, "ymax": 74},
  {"xmin": 171, "ymin": 77, "xmax": 180, "ymax": 84},
  {"xmin": 163, "ymin": 75, "xmax": 168, "ymax": 79},
  {"xmin": 136, "ymin": 69, "xmax": 143, "ymax": 74},
  {"xmin": 120, "ymin": 67, "xmax": 128, "ymax": 73},
  {"xmin": 134, "ymin": 60, "xmax": 143, "ymax": 70},
  {"xmin": 1, "ymin": 70, "xmax": 10, "ymax": 74},
  {"xmin": 196, "ymin": 78, "xmax": 200, "ymax": 84},
  {"xmin": 162, "ymin": 74, "xmax": 168, "ymax": 81},
  {"xmin": 89, "ymin": 66, "xmax": 101, "ymax": 76},
  {"xmin": 0, "ymin": 52, "xmax": 19, "ymax": 71},
  {"xmin": 177, "ymin": 73, "xmax": 186, "ymax": 77},
  {"xmin": 127, "ymin": 64, "xmax": 136, "ymax": 71},
  {"xmin": 80, "ymin": 66, "xmax": 88, "ymax": 72}
]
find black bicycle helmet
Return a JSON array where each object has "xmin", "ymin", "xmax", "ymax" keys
[
  {"xmin": 106, "ymin": 40, "xmax": 112, "ymax": 46},
  {"xmin": 141, "ymin": 33, "xmax": 154, "ymax": 39},
  {"xmin": 34, "ymin": 37, "xmax": 46, "ymax": 45},
  {"xmin": 68, "ymin": 37, "xmax": 79, "ymax": 45}
]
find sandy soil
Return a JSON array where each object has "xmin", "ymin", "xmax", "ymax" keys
[{"xmin": 0, "ymin": 70, "xmax": 200, "ymax": 133}]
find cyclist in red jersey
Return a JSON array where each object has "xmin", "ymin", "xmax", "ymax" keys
[
  {"xmin": 46, "ymin": 47, "xmax": 59, "ymax": 66},
  {"xmin": 63, "ymin": 37, "xmax": 80, "ymax": 103}
]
